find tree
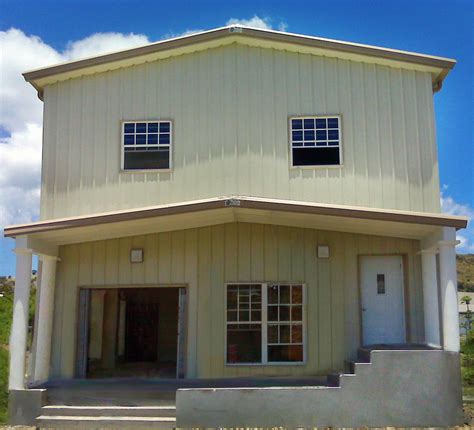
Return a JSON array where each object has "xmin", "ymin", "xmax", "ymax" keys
[{"xmin": 461, "ymin": 295, "xmax": 473, "ymax": 334}]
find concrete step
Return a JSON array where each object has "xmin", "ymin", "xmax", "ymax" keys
[
  {"xmin": 36, "ymin": 415, "xmax": 176, "ymax": 429},
  {"xmin": 347, "ymin": 359, "xmax": 373, "ymax": 375},
  {"xmin": 327, "ymin": 371, "xmax": 360, "ymax": 388},
  {"xmin": 41, "ymin": 405, "xmax": 176, "ymax": 417},
  {"xmin": 326, "ymin": 373, "xmax": 341, "ymax": 387},
  {"xmin": 357, "ymin": 348, "xmax": 372, "ymax": 363},
  {"xmin": 46, "ymin": 389, "xmax": 176, "ymax": 406}
]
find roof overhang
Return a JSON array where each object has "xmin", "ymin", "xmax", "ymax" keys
[
  {"xmin": 23, "ymin": 26, "xmax": 456, "ymax": 99},
  {"xmin": 4, "ymin": 196, "xmax": 468, "ymax": 247}
]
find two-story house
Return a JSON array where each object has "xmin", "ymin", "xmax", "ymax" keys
[{"xmin": 5, "ymin": 26, "xmax": 468, "ymax": 428}]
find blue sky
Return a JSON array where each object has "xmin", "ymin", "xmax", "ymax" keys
[{"xmin": 0, "ymin": 0, "xmax": 473, "ymax": 275}]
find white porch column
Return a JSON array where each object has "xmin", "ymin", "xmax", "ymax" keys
[
  {"xmin": 438, "ymin": 229, "xmax": 460, "ymax": 352},
  {"xmin": 27, "ymin": 259, "xmax": 42, "ymax": 384},
  {"xmin": 421, "ymin": 249, "xmax": 441, "ymax": 347},
  {"xmin": 9, "ymin": 248, "xmax": 33, "ymax": 390},
  {"xmin": 33, "ymin": 255, "xmax": 58, "ymax": 382}
]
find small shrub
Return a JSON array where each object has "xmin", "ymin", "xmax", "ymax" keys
[{"xmin": 461, "ymin": 331, "xmax": 474, "ymax": 389}]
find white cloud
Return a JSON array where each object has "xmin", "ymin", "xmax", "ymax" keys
[
  {"xmin": 0, "ymin": 29, "xmax": 63, "ymax": 132},
  {"xmin": 441, "ymin": 190, "xmax": 474, "ymax": 253},
  {"xmin": 0, "ymin": 124, "xmax": 42, "ymax": 227},
  {"xmin": 0, "ymin": 123, "xmax": 42, "ymax": 191},
  {"xmin": 167, "ymin": 15, "xmax": 289, "ymax": 39},
  {"xmin": 63, "ymin": 32, "xmax": 150, "ymax": 61},
  {"xmin": 0, "ymin": 28, "xmax": 150, "ymax": 228},
  {"xmin": 457, "ymin": 235, "xmax": 474, "ymax": 252},
  {"xmin": 162, "ymin": 29, "xmax": 204, "ymax": 40},
  {"xmin": 226, "ymin": 15, "xmax": 288, "ymax": 31}
]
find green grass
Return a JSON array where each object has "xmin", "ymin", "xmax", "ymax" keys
[
  {"xmin": 461, "ymin": 332, "xmax": 474, "ymax": 403},
  {"xmin": 458, "ymin": 254, "xmax": 474, "ymax": 292},
  {"xmin": 0, "ymin": 290, "xmax": 13, "ymax": 424},
  {"xmin": 0, "ymin": 278, "xmax": 36, "ymax": 424},
  {"xmin": 0, "ymin": 348, "xmax": 8, "ymax": 424}
]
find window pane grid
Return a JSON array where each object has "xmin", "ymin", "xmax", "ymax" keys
[
  {"xmin": 227, "ymin": 324, "xmax": 261, "ymax": 331},
  {"xmin": 124, "ymin": 145, "xmax": 170, "ymax": 151},
  {"xmin": 226, "ymin": 283, "xmax": 304, "ymax": 364},
  {"xmin": 226, "ymin": 284, "xmax": 262, "ymax": 364},
  {"xmin": 290, "ymin": 116, "xmax": 341, "ymax": 167},
  {"xmin": 122, "ymin": 120, "xmax": 172, "ymax": 170},
  {"xmin": 267, "ymin": 284, "xmax": 303, "ymax": 349},
  {"xmin": 291, "ymin": 117, "xmax": 340, "ymax": 148},
  {"xmin": 267, "ymin": 343, "xmax": 303, "ymax": 346},
  {"xmin": 226, "ymin": 284, "xmax": 262, "ymax": 323},
  {"xmin": 267, "ymin": 325, "xmax": 304, "ymax": 345}
]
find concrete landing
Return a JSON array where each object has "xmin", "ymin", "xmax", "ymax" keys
[{"xmin": 39, "ymin": 375, "xmax": 329, "ymax": 406}]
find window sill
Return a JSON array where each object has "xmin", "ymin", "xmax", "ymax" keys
[
  {"xmin": 290, "ymin": 164, "xmax": 343, "ymax": 170},
  {"xmin": 120, "ymin": 168, "xmax": 173, "ymax": 174},
  {"xmin": 226, "ymin": 361, "xmax": 306, "ymax": 367}
]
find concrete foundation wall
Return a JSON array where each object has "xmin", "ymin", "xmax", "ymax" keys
[
  {"xmin": 8, "ymin": 389, "xmax": 46, "ymax": 426},
  {"xmin": 176, "ymin": 350, "xmax": 464, "ymax": 428}
]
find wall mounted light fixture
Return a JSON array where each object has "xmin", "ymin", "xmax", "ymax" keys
[
  {"xmin": 130, "ymin": 248, "xmax": 144, "ymax": 263},
  {"xmin": 317, "ymin": 245, "xmax": 330, "ymax": 259}
]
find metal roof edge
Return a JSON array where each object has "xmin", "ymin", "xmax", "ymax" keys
[
  {"xmin": 4, "ymin": 196, "xmax": 468, "ymax": 238},
  {"xmin": 23, "ymin": 26, "xmax": 456, "ymax": 93}
]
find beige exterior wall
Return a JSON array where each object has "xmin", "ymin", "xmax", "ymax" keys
[
  {"xmin": 51, "ymin": 222, "xmax": 423, "ymax": 379},
  {"xmin": 41, "ymin": 43, "xmax": 441, "ymax": 220}
]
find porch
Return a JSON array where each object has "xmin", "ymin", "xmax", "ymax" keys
[
  {"xmin": 4, "ymin": 196, "xmax": 468, "ymax": 427},
  {"xmin": 11, "ymin": 345, "xmax": 463, "ymax": 428},
  {"xmin": 22, "ymin": 373, "xmax": 328, "ymax": 428}
]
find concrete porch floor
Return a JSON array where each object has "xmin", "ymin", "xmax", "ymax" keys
[
  {"xmin": 36, "ymin": 376, "xmax": 330, "ymax": 406},
  {"xmin": 40, "ymin": 375, "xmax": 329, "ymax": 389},
  {"xmin": 362, "ymin": 343, "xmax": 440, "ymax": 350},
  {"xmin": 35, "ymin": 344, "xmax": 438, "ymax": 406}
]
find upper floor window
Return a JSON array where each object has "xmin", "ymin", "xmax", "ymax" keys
[
  {"xmin": 290, "ymin": 116, "xmax": 341, "ymax": 167},
  {"xmin": 122, "ymin": 120, "xmax": 172, "ymax": 170}
]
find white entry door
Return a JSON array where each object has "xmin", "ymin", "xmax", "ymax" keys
[{"xmin": 360, "ymin": 255, "xmax": 405, "ymax": 345}]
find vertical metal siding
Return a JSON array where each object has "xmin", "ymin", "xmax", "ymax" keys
[
  {"xmin": 51, "ymin": 223, "xmax": 422, "ymax": 379},
  {"xmin": 41, "ymin": 45, "xmax": 440, "ymax": 220}
]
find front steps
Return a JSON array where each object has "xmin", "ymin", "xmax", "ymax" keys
[
  {"xmin": 45, "ymin": 384, "xmax": 176, "ymax": 407},
  {"xmin": 36, "ymin": 415, "xmax": 176, "ymax": 429},
  {"xmin": 36, "ymin": 375, "xmax": 330, "ymax": 428},
  {"xmin": 327, "ymin": 346, "xmax": 373, "ymax": 387},
  {"xmin": 327, "ymin": 345, "xmax": 436, "ymax": 388},
  {"xmin": 40, "ymin": 405, "xmax": 176, "ymax": 417},
  {"xmin": 36, "ymin": 405, "xmax": 176, "ymax": 429}
]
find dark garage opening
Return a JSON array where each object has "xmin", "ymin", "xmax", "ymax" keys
[{"xmin": 85, "ymin": 287, "xmax": 180, "ymax": 378}]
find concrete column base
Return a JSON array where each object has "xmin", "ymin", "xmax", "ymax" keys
[{"xmin": 8, "ymin": 389, "xmax": 47, "ymax": 426}]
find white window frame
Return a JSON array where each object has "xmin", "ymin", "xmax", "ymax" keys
[
  {"xmin": 121, "ymin": 119, "xmax": 173, "ymax": 172},
  {"xmin": 225, "ymin": 282, "xmax": 307, "ymax": 366},
  {"xmin": 288, "ymin": 115, "xmax": 343, "ymax": 169}
]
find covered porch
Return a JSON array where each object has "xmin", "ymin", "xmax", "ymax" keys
[
  {"xmin": 9, "ymin": 345, "xmax": 464, "ymax": 428},
  {"xmin": 4, "ymin": 195, "xmax": 467, "ymax": 427}
]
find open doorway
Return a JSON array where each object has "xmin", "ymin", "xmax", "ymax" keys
[{"xmin": 76, "ymin": 287, "xmax": 186, "ymax": 379}]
